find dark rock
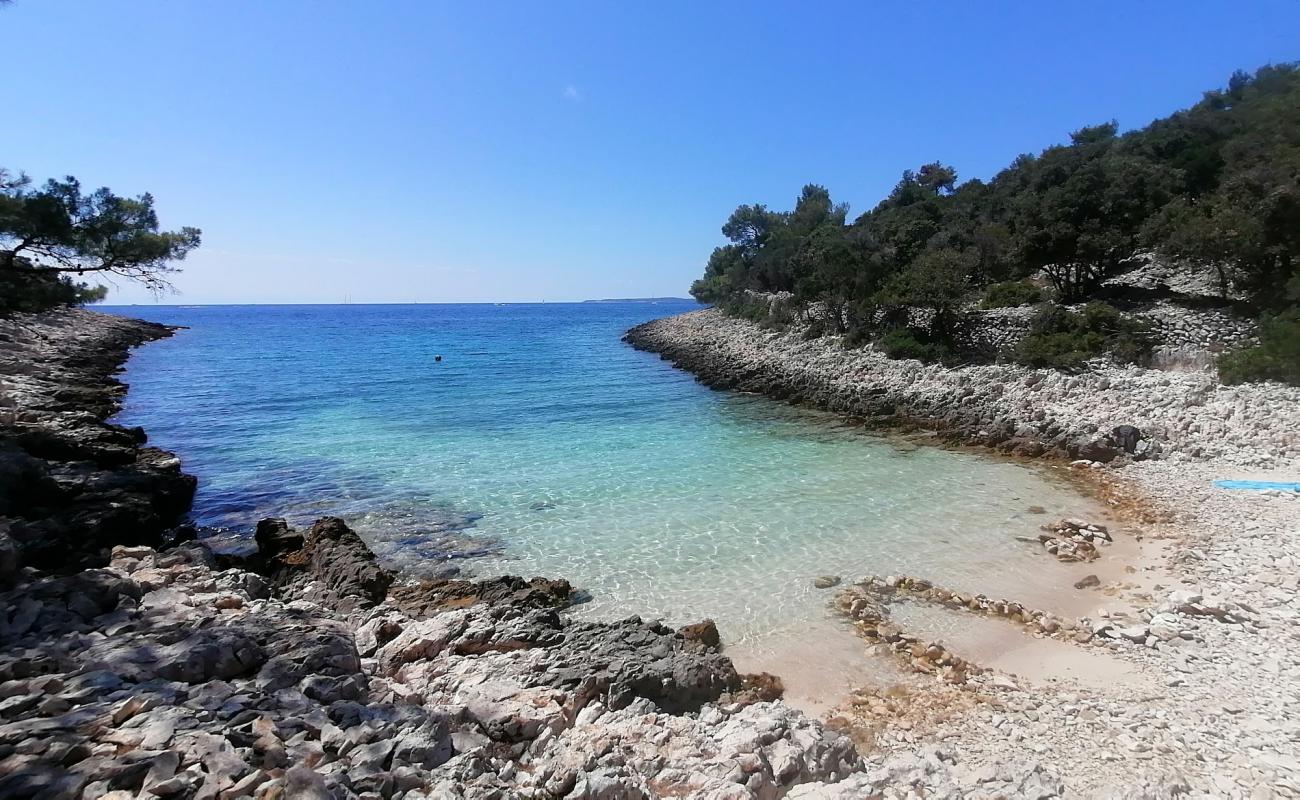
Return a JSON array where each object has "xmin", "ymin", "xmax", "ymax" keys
[
  {"xmin": 1074, "ymin": 574, "xmax": 1101, "ymax": 590},
  {"xmin": 157, "ymin": 628, "xmax": 267, "ymax": 683},
  {"xmin": 253, "ymin": 517, "xmax": 302, "ymax": 560},
  {"xmin": 0, "ymin": 311, "xmax": 193, "ymax": 572},
  {"xmin": 1110, "ymin": 424, "xmax": 1143, "ymax": 454},
  {"xmin": 0, "ymin": 523, "xmax": 19, "ymax": 587},
  {"xmin": 1004, "ymin": 437, "xmax": 1046, "ymax": 458},
  {"xmin": 1073, "ymin": 435, "xmax": 1120, "ymax": 464},
  {"xmin": 254, "ymin": 621, "xmax": 362, "ymax": 691},
  {"xmin": 537, "ymin": 615, "xmax": 740, "ymax": 714},
  {"xmin": 258, "ymin": 517, "xmax": 393, "ymax": 610},
  {"xmin": 677, "ymin": 618, "xmax": 721, "ymax": 648}
]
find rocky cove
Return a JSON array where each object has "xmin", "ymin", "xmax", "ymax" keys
[
  {"xmin": 1, "ymin": 306, "xmax": 1298, "ymax": 799},
  {"xmin": 0, "ymin": 309, "xmax": 871, "ymax": 799}
]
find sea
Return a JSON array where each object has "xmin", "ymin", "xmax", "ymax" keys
[{"xmin": 106, "ymin": 301, "xmax": 1105, "ymax": 671}]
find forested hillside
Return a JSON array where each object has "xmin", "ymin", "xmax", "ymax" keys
[{"xmin": 691, "ymin": 64, "xmax": 1299, "ymax": 383}]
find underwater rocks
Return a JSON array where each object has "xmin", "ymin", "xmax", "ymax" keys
[
  {"xmin": 835, "ymin": 573, "xmax": 1097, "ymax": 682},
  {"xmin": 0, "ymin": 309, "xmax": 194, "ymax": 573},
  {"xmin": 1037, "ymin": 517, "xmax": 1113, "ymax": 563},
  {"xmin": 388, "ymin": 574, "xmax": 573, "ymax": 617}
]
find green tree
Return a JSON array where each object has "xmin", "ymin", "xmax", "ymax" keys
[
  {"xmin": 690, "ymin": 245, "xmax": 745, "ymax": 303},
  {"xmin": 1, "ymin": 172, "xmax": 201, "ymax": 295},
  {"xmin": 878, "ymin": 247, "xmax": 973, "ymax": 338},
  {"xmin": 916, "ymin": 162, "xmax": 958, "ymax": 195}
]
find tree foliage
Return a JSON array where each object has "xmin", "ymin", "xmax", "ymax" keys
[
  {"xmin": 692, "ymin": 64, "xmax": 1300, "ymax": 381},
  {"xmin": 1012, "ymin": 302, "xmax": 1152, "ymax": 371},
  {"xmin": 1, "ymin": 170, "xmax": 201, "ymax": 310}
]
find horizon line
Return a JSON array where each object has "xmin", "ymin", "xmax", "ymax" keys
[{"xmin": 98, "ymin": 298, "xmax": 700, "ymax": 308}]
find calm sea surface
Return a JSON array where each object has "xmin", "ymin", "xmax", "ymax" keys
[{"xmin": 106, "ymin": 302, "xmax": 1100, "ymax": 651}]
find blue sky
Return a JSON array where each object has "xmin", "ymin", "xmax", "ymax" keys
[{"xmin": 5, "ymin": 2, "xmax": 1298, "ymax": 304}]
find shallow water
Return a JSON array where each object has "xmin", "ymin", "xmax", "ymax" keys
[{"xmin": 108, "ymin": 302, "xmax": 1108, "ymax": 659}]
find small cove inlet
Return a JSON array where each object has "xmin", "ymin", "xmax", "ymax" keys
[{"xmin": 109, "ymin": 302, "xmax": 1131, "ymax": 708}]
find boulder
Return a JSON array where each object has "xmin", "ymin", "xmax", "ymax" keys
[
  {"xmin": 677, "ymin": 619, "xmax": 721, "ymax": 648},
  {"xmin": 157, "ymin": 628, "xmax": 266, "ymax": 683},
  {"xmin": 258, "ymin": 517, "xmax": 393, "ymax": 610},
  {"xmin": 1110, "ymin": 424, "xmax": 1143, "ymax": 454},
  {"xmin": 1073, "ymin": 435, "xmax": 1120, "ymax": 464}
]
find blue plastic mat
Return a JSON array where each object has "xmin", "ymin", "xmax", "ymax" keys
[{"xmin": 1214, "ymin": 479, "xmax": 1300, "ymax": 492}]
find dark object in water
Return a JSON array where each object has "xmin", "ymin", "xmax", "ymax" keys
[{"xmin": 435, "ymin": 354, "xmax": 442, "ymax": 362}]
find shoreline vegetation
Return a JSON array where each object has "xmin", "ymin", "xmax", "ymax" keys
[{"xmin": 687, "ymin": 65, "xmax": 1300, "ymax": 387}]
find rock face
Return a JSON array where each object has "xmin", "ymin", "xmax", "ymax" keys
[{"xmin": 0, "ymin": 309, "xmax": 195, "ymax": 573}]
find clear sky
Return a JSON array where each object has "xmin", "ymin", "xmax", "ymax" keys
[{"xmin": 5, "ymin": 2, "xmax": 1298, "ymax": 304}]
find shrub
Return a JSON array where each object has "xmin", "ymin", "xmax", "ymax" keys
[
  {"xmin": 720, "ymin": 293, "xmax": 771, "ymax": 322},
  {"xmin": 1218, "ymin": 307, "xmax": 1300, "ymax": 385},
  {"xmin": 981, "ymin": 280, "xmax": 1045, "ymax": 308},
  {"xmin": 877, "ymin": 327, "xmax": 958, "ymax": 364},
  {"xmin": 1012, "ymin": 302, "xmax": 1152, "ymax": 371},
  {"xmin": 0, "ymin": 268, "xmax": 107, "ymax": 315}
]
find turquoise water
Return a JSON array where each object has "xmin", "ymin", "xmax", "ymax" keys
[{"xmin": 108, "ymin": 303, "xmax": 1102, "ymax": 652}]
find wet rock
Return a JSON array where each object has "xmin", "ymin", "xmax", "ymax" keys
[
  {"xmin": 813, "ymin": 575, "xmax": 842, "ymax": 589},
  {"xmin": 677, "ymin": 618, "xmax": 721, "ymax": 648},
  {"xmin": 1074, "ymin": 574, "xmax": 1101, "ymax": 590},
  {"xmin": 733, "ymin": 672, "xmax": 785, "ymax": 705},
  {"xmin": 388, "ymin": 574, "xmax": 571, "ymax": 617}
]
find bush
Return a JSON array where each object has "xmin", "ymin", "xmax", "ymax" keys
[
  {"xmin": 877, "ymin": 327, "xmax": 958, "ymax": 364},
  {"xmin": 1012, "ymin": 302, "xmax": 1152, "ymax": 371},
  {"xmin": 1218, "ymin": 307, "xmax": 1300, "ymax": 385},
  {"xmin": 981, "ymin": 280, "xmax": 1045, "ymax": 308},
  {"xmin": 721, "ymin": 293, "xmax": 772, "ymax": 322},
  {"xmin": 0, "ymin": 268, "xmax": 107, "ymax": 315}
]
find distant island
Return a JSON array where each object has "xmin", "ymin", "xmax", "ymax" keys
[{"xmin": 583, "ymin": 296, "xmax": 697, "ymax": 304}]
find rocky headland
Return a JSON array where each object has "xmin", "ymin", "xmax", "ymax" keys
[
  {"xmin": 626, "ymin": 307, "xmax": 1300, "ymax": 797},
  {"xmin": 0, "ymin": 309, "xmax": 195, "ymax": 574}
]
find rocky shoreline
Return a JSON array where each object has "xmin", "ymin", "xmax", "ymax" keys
[
  {"xmin": 0, "ymin": 310, "xmax": 1075, "ymax": 800},
  {"xmin": 627, "ymin": 308, "xmax": 1300, "ymax": 797},
  {"xmin": 625, "ymin": 308, "xmax": 1298, "ymax": 467},
  {"xmin": 0, "ymin": 309, "xmax": 196, "ymax": 574}
]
